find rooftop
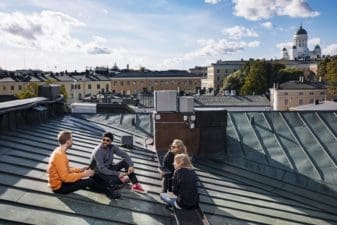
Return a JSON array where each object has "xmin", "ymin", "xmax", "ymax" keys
[{"xmin": 1, "ymin": 99, "xmax": 337, "ymax": 225}]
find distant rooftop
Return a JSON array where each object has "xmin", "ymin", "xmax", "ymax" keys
[{"xmin": 277, "ymin": 80, "xmax": 326, "ymax": 90}]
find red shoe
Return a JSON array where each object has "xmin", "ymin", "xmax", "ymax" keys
[
  {"xmin": 132, "ymin": 183, "xmax": 145, "ymax": 193},
  {"xmin": 119, "ymin": 175, "xmax": 130, "ymax": 184}
]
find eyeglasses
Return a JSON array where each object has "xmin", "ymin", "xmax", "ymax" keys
[
  {"xmin": 170, "ymin": 145, "xmax": 178, "ymax": 149},
  {"xmin": 102, "ymin": 138, "xmax": 111, "ymax": 143}
]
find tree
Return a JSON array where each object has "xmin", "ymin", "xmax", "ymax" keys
[
  {"xmin": 16, "ymin": 82, "xmax": 38, "ymax": 99},
  {"xmin": 240, "ymin": 60, "xmax": 268, "ymax": 95},
  {"xmin": 60, "ymin": 84, "xmax": 68, "ymax": 102},
  {"xmin": 223, "ymin": 70, "xmax": 245, "ymax": 92},
  {"xmin": 326, "ymin": 58, "xmax": 337, "ymax": 94}
]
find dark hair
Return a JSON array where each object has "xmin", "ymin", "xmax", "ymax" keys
[
  {"xmin": 102, "ymin": 132, "xmax": 114, "ymax": 141},
  {"xmin": 58, "ymin": 131, "xmax": 72, "ymax": 145}
]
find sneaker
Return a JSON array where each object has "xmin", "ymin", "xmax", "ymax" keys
[
  {"xmin": 119, "ymin": 175, "xmax": 130, "ymax": 184},
  {"xmin": 131, "ymin": 183, "xmax": 145, "ymax": 193},
  {"xmin": 106, "ymin": 188, "xmax": 121, "ymax": 199}
]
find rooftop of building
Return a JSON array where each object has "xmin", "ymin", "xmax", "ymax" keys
[
  {"xmin": 275, "ymin": 80, "xmax": 327, "ymax": 90},
  {"xmin": 1, "ymin": 98, "xmax": 337, "ymax": 224}
]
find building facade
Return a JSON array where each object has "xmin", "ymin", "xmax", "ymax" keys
[
  {"xmin": 201, "ymin": 60, "xmax": 246, "ymax": 93},
  {"xmin": 270, "ymin": 80, "xmax": 327, "ymax": 110},
  {"xmin": 0, "ymin": 69, "xmax": 202, "ymax": 103}
]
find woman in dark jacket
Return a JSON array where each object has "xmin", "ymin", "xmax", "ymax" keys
[
  {"xmin": 160, "ymin": 153, "xmax": 199, "ymax": 210},
  {"xmin": 159, "ymin": 139, "xmax": 187, "ymax": 193}
]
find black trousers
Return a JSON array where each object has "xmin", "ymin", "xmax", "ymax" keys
[
  {"xmin": 53, "ymin": 178, "xmax": 94, "ymax": 194},
  {"xmin": 96, "ymin": 159, "xmax": 138, "ymax": 185},
  {"xmin": 162, "ymin": 175, "xmax": 173, "ymax": 193}
]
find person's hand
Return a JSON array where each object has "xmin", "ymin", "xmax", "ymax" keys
[
  {"xmin": 80, "ymin": 166, "xmax": 89, "ymax": 172},
  {"xmin": 83, "ymin": 169, "xmax": 94, "ymax": 177},
  {"xmin": 128, "ymin": 166, "xmax": 134, "ymax": 174},
  {"xmin": 119, "ymin": 172, "xmax": 127, "ymax": 178}
]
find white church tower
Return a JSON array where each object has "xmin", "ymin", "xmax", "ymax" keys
[{"xmin": 281, "ymin": 25, "xmax": 321, "ymax": 61}]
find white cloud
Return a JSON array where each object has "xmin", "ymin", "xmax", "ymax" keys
[
  {"xmin": 233, "ymin": 0, "xmax": 319, "ymax": 21},
  {"xmin": 261, "ymin": 21, "xmax": 273, "ymax": 29},
  {"xmin": 222, "ymin": 26, "xmax": 258, "ymax": 39},
  {"xmin": 308, "ymin": 37, "xmax": 320, "ymax": 47},
  {"xmin": 276, "ymin": 41, "xmax": 293, "ymax": 50},
  {"xmin": 0, "ymin": 10, "xmax": 113, "ymax": 55},
  {"xmin": 324, "ymin": 44, "xmax": 337, "ymax": 56},
  {"xmin": 162, "ymin": 38, "xmax": 259, "ymax": 68},
  {"xmin": 205, "ymin": 0, "xmax": 222, "ymax": 4}
]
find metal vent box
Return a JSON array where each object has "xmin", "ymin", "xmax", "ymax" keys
[
  {"xmin": 121, "ymin": 135, "xmax": 133, "ymax": 148},
  {"xmin": 154, "ymin": 90, "xmax": 177, "ymax": 112},
  {"xmin": 71, "ymin": 103, "xmax": 97, "ymax": 113},
  {"xmin": 179, "ymin": 96, "xmax": 194, "ymax": 112}
]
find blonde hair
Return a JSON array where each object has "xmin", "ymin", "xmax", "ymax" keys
[
  {"xmin": 174, "ymin": 153, "xmax": 193, "ymax": 169},
  {"xmin": 171, "ymin": 139, "xmax": 187, "ymax": 155}
]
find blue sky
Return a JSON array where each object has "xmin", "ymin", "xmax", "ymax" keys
[{"xmin": 0, "ymin": 0, "xmax": 336, "ymax": 72}]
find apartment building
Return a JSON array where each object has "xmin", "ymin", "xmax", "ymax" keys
[
  {"xmin": 201, "ymin": 60, "xmax": 246, "ymax": 93},
  {"xmin": 0, "ymin": 69, "xmax": 202, "ymax": 103},
  {"xmin": 270, "ymin": 80, "xmax": 327, "ymax": 110}
]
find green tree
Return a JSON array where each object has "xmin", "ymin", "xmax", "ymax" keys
[
  {"xmin": 223, "ymin": 70, "xmax": 245, "ymax": 92},
  {"xmin": 326, "ymin": 58, "xmax": 337, "ymax": 94},
  {"xmin": 240, "ymin": 60, "xmax": 268, "ymax": 95},
  {"xmin": 60, "ymin": 84, "xmax": 68, "ymax": 102},
  {"xmin": 16, "ymin": 82, "xmax": 38, "ymax": 99}
]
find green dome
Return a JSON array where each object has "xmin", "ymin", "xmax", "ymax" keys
[{"xmin": 296, "ymin": 25, "xmax": 307, "ymax": 35}]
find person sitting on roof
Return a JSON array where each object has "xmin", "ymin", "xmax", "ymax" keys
[
  {"xmin": 47, "ymin": 130, "xmax": 95, "ymax": 194},
  {"xmin": 159, "ymin": 139, "xmax": 187, "ymax": 193},
  {"xmin": 90, "ymin": 132, "xmax": 145, "ymax": 193},
  {"xmin": 160, "ymin": 153, "xmax": 199, "ymax": 210}
]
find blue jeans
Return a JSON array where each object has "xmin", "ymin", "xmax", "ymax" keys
[{"xmin": 160, "ymin": 193, "xmax": 177, "ymax": 208}]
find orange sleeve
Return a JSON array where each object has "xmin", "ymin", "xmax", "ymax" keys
[
  {"xmin": 54, "ymin": 152, "xmax": 83, "ymax": 182},
  {"xmin": 69, "ymin": 167, "xmax": 82, "ymax": 173}
]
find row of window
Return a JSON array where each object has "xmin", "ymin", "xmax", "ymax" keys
[
  {"xmin": 284, "ymin": 98, "xmax": 325, "ymax": 105},
  {"xmin": 72, "ymin": 80, "xmax": 198, "ymax": 90},
  {"xmin": 284, "ymin": 92, "xmax": 325, "ymax": 95},
  {"xmin": 2, "ymin": 85, "xmax": 22, "ymax": 91}
]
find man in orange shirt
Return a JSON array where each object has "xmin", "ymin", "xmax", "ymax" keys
[{"xmin": 47, "ymin": 130, "xmax": 94, "ymax": 194}]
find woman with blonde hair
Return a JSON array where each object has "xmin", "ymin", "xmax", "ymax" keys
[
  {"xmin": 160, "ymin": 153, "xmax": 199, "ymax": 210},
  {"xmin": 160, "ymin": 139, "xmax": 187, "ymax": 193}
]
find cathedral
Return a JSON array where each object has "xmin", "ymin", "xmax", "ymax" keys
[{"xmin": 281, "ymin": 25, "xmax": 321, "ymax": 61}]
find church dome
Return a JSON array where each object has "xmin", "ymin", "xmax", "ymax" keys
[
  {"xmin": 296, "ymin": 25, "xmax": 307, "ymax": 35},
  {"xmin": 314, "ymin": 44, "xmax": 321, "ymax": 49},
  {"xmin": 282, "ymin": 47, "xmax": 287, "ymax": 51}
]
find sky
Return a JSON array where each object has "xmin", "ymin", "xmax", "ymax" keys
[{"xmin": 0, "ymin": 0, "xmax": 336, "ymax": 72}]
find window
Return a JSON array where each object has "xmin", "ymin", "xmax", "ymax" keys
[
  {"xmin": 127, "ymin": 81, "xmax": 130, "ymax": 86},
  {"xmin": 121, "ymin": 81, "xmax": 124, "ymax": 86},
  {"xmin": 285, "ymin": 99, "xmax": 288, "ymax": 105},
  {"xmin": 18, "ymin": 85, "xmax": 22, "ymax": 90},
  {"xmin": 309, "ymin": 92, "xmax": 314, "ymax": 95},
  {"xmin": 11, "ymin": 86, "xmax": 14, "ymax": 91},
  {"xmin": 88, "ymin": 84, "xmax": 91, "ymax": 89},
  {"xmin": 216, "ymin": 69, "xmax": 220, "ymax": 73},
  {"xmin": 320, "ymin": 92, "xmax": 325, "ymax": 95},
  {"xmin": 309, "ymin": 99, "xmax": 314, "ymax": 103},
  {"xmin": 2, "ymin": 85, "xmax": 6, "ymax": 91},
  {"xmin": 299, "ymin": 99, "xmax": 303, "ymax": 105},
  {"xmin": 299, "ymin": 92, "xmax": 303, "ymax": 95},
  {"xmin": 77, "ymin": 84, "xmax": 81, "ymax": 89},
  {"xmin": 97, "ymin": 84, "xmax": 100, "ymax": 89},
  {"xmin": 284, "ymin": 92, "xmax": 288, "ymax": 95}
]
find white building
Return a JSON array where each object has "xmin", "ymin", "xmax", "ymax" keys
[{"xmin": 281, "ymin": 25, "xmax": 321, "ymax": 61}]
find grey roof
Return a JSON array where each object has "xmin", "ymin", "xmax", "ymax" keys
[
  {"xmin": 278, "ymin": 81, "xmax": 327, "ymax": 90},
  {"xmin": 112, "ymin": 70, "xmax": 200, "ymax": 78},
  {"xmin": 0, "ymin": 77, "xmax": 16, "ymax": 82},
  {"xmin": 1, "ymin": 110, "xmax": 337, "ymax": 224},
  {"xmin": 194, "ymin": 95, "xmax": 270, "ymax": 107}
]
